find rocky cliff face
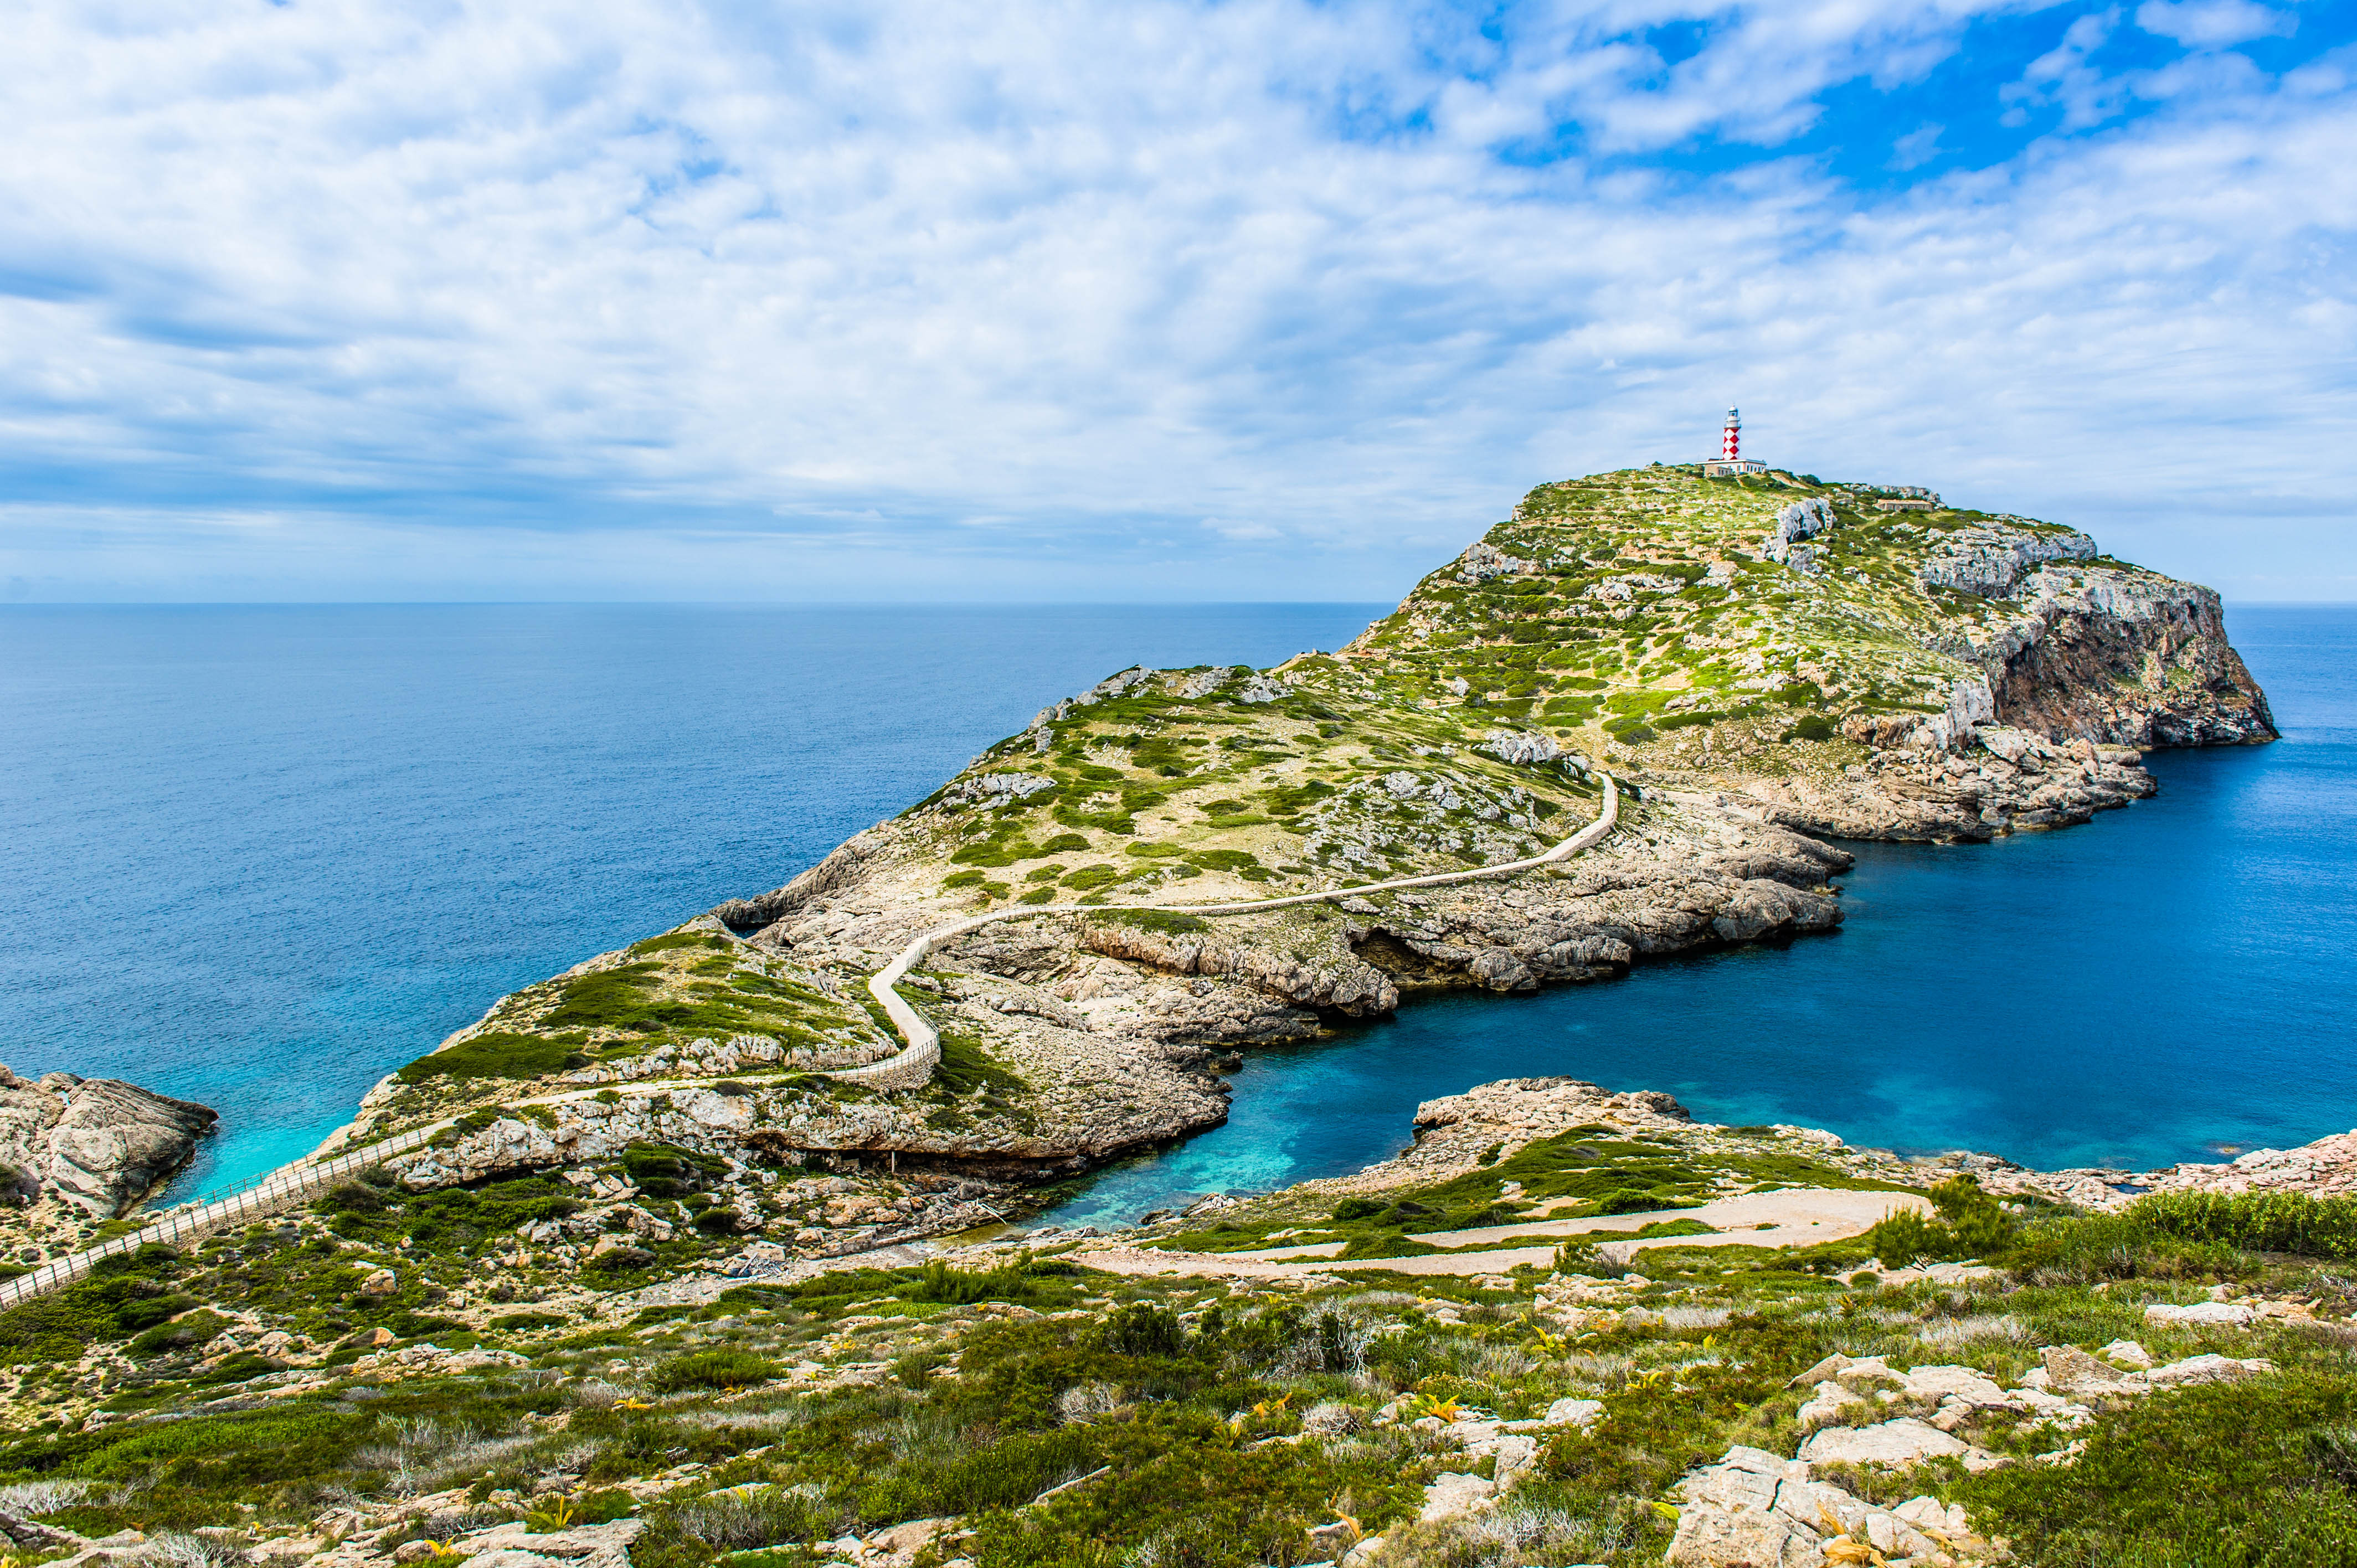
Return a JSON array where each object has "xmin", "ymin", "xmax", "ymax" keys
[{"xmin": 0, "ymin": 1066, "xmax": 217, "ymax": 1217}]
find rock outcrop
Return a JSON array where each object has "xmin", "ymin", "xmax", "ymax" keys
[{"xmin": 0, "ymin": 1066, "xmax": 217, "ymax": 1217}]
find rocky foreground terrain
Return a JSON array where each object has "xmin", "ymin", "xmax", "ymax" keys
[{"xmin": 0, "ymin": 1066, "xmax": 2353, "ymax": 1568}]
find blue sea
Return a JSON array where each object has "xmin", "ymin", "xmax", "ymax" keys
[{"xmin": 2, "ymin": 604, "xmax": 2351, "ymax": 1218}]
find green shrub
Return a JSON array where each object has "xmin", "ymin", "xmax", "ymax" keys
[
  {"xmin": 488, "ymin": 1311, "xmax": 569, "ymax": 1332},
  {"xmin": 1061, "ymin": 865, "xmax": 1121, "ymax": 891},
  {"xmin": 1095, "ymin": 1303, "xmax": 1188, "ymax": 1358},
  {"xmin": 1863, "ymin": 1176, "xmax": 2013, "ymax": 1262},
  {"xmin": 1957, "ymin": 1371, "xmax": 2357, "ymax": 1565},
  {"xmin": 622, "ymin": 1142, "xmax": 726, "ymax": 1199},
  {"xmin": 397, "ymin": 1031, "xmax": 588, "ymax": 1084},
  {"xmin": 2129, "ymin": 1191, "xmax": 2357, "ymax": 1261},
  {"xmin": 1790, "ymin": 714, "xmax": 1836, "ymax": 742},
  {"xmin": 1331, "ymin": 1197, "xmax": 1383, "ymax": 1223},
  {"xmin": 649, "ymin": 1348, "xmax": 783, "ymax": 1392}
]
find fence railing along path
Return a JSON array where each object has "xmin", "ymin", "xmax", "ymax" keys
[
  {"xmin": 0, "ymin": 773, "xmax": 1619, "ymax": 1309},
  {"xmin": 0, "ymin": 1122, "xmax": 449, "ymax": 1312}
]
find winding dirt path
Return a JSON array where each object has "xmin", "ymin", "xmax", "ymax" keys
[
  {"xmin": 0, "ymin": 777, "xmax": 1620, "ymax": 1310},
  {"xmin": 845, "ymin": 772, "xmax": 1620, "ymax": 1087}
]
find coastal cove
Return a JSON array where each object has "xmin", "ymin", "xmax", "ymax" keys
[
  {"xmin": 2, "ymin": 602, "xmax": 2350, "ymax": 1213},
  {"xmin": 1041, "ymin": 605, "xmax": 2357, "ymax": 1225}
]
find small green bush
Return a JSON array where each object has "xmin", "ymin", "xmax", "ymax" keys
[
  {"xmin": 397, "ymin": 1031, "xmax": 587, "ymax": 1084},
  {"xmin": 649, "ymin": 1348, "xmax": 783, "ymax": 1392},
  {"xmin": 2130, "ymin": 1191, "xmax": 2357, "ymax": 1261}
]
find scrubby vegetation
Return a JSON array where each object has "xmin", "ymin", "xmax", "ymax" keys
[{"xmin": 1, "ymin": 1192, "xmax": 2354, "ymax": 1567}]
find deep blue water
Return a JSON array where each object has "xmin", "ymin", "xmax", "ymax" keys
[
  {"xmin": 0, "ymin": 604, "xmax": 1381, "ymax": 1199},
  {"xmin": 2, "ymin": 605, "xmax": 2350, "ymax": 1220},
  {"xmin": 1039, "ymin": 606, "xmax": 2357, "ymax": 1226}
]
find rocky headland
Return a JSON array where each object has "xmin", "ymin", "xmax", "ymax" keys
[{"xmin": 250, "ymin": 463, "xmax": 2282, "ymax": 1272}]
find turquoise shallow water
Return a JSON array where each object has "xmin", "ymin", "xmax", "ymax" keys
[{"xmin": 1, "ymin": 604, "xmax": 2349, "ymax": 1216}]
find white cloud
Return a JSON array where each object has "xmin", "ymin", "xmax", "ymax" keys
[
  {"xmin": 0, "ymin": 0, "xmax": 2350, "ymax": 604},
  {"xmin": 2135, "ymin": 0, "xmax": 2297, "ymax": 48},
  {"xmin": 1203, "ymin": 518, "xmax": 1283, "ymax": 542}
]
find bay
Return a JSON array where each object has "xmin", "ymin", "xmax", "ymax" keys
[{"xmin": 1039, "ymin": 606, "xmax": 2357, "ymax": 1226}]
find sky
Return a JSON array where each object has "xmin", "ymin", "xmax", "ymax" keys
[{"xmin": 1, "ymin": 0, "xmax": 2351, "ymax": 604}]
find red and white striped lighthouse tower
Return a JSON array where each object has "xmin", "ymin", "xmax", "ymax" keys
[{"xmin": 1704, "ymin": 406, "xmax": 1765, "ymax": 476}]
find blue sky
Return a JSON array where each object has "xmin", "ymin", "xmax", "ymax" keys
[{"xmin": 1, "ymin": 0, "xmax": 2351, "ymax": 603}]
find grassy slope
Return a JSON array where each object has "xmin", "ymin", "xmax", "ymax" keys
[
  {"xmin": 881, "ymin": 464, "xmax": 2155, "ymax": 915},
  {"xmin": 5, "ymin": 1193, "xmax": 2357, "ymax": 1567}
]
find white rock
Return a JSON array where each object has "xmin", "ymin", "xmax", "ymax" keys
[
  {"xmin": 2133, "ymin": 1353, "xmax": 2273, "ymax": 1389},
  {"xmin": 1798, "ymin": 1419, "xmax": 1971, "ymax": 1468},
  {"xmin": 1493, "ymin": 1433, "xmax": 1540, "ymax": 1492},
  {"xmin": 1418, "ymin": 1473, "xmax": 1497, "ymax": 1524},
  {"xmin": 2100, "ymin": 1338, "xmax": 2154, "ymax": 1369},
  {"xmin": 1892, "ymin": 1494, "xmax": 1971, "ymax": 1538},
  {"xmin": 1543, "ymin": 1397, "xmax": 1605, "ymax": 1428},
  {"xmin": 1897, "ymin": 1364, "xmax": 2010, "ymax": 1407},
  {"xmin": 2145, "ymin": 1301, "xmax": 2258, "ymax": 1327},
  {"xmin": 1665, "ymin": 1505, "xmax": 1818, "ymax": 1567}
]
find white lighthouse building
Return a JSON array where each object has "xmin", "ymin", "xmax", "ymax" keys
[{"xmin": 1703, "ymin": 408, "xmax": 1766, "ymax": 476}]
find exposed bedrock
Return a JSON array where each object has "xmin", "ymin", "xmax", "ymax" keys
[
  {"xmin": 1978, "ymin": 571, "xmax": 2275, "ymax": 747},
  {"xmin": 0, "ymin": 1066, "xmax": 218, "ymax": 1218},
  {"xmin": 927, "ymin": 829, "xmax": 1850, "ymax": 1051}
]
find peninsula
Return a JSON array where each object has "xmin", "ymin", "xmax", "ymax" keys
[{"xmin": 308, "ymin": 462, "xmax": 2272, "ymax": 1245}]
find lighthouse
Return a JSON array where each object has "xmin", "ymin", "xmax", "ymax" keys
[{"xmin": 1704, "ymin": 407, "xmax": 1766, "ymax": 476}]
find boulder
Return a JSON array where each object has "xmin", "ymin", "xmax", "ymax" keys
[
  {"xmin": 1543, "ymin": 1396, "xmax": 1605, "ymax": 1428},
  {"xmin": 1892, "ymin": 1495, "xmax": 1972, "ymax": 1538},
  {"xmin": 2134, "ymin": 1353, "xmax": 2272, "ymax": 1389},
  {"xmin": 0, "ymin": 1065, "xmax": 218, "ymax": 1217},
  {"xmin": 1666, "ymin": 1505, "xmax": 1820, "ymax": 1567},
  {"xmin": 1668, "ymin": 1447, "xmax": 1972, "ymax": 1568},
  {"xmin": 1798, "ymin": 1419, "xmax": 1971, "ymax": 1467},
  {"xmin": 1417, "ymin": 1473, "xmax": 1496, "ymax": 1524},
  {"xmin": 2041, "ymin": 1345, "xmax": 2126, "ymax": 1396},
  {"xmin": 446, "ymin": 1519, "xmax": 641, "ymax": 1568},
  {"xmin": 2144, "ymin": 1300, "xmax": 2258, "ymax": 1328}
]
